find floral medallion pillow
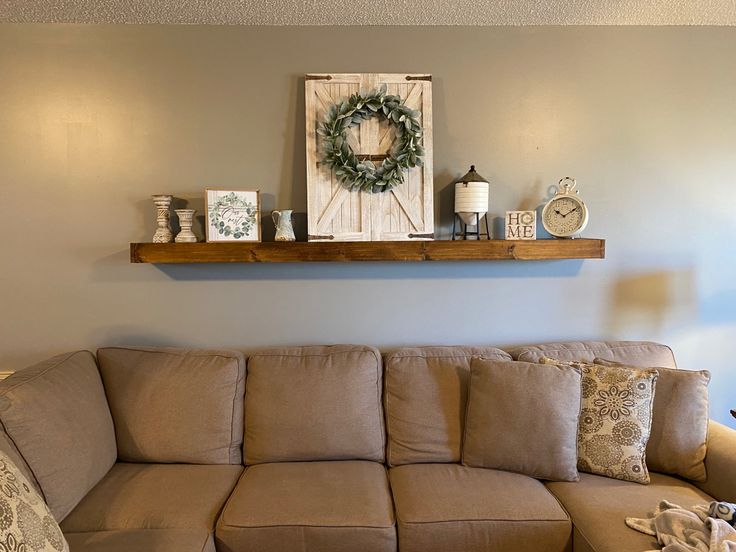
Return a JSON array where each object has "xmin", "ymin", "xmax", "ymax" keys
[
  {"xmin": 0, "ymin": 450, "xmax": 68, "ymax": 552},
  {"xmin": 541, "ymin": 357, "xmax": 658, "ymax": 485}
]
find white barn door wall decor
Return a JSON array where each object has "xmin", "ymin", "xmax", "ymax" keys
[{"xmin": 306, "ymin": 73, "xmax": 433, "ymax": 241}]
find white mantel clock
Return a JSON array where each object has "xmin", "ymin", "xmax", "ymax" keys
[{"xmin": 541, "ymin": 177, "xmax": 589, "ymax": 238}]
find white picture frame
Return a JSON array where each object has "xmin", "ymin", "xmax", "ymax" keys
[{"xmin": 205, "ymin": 189, "xmax": 261, "ymax": 242}]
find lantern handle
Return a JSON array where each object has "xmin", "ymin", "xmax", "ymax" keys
[{"xmin": 558, "ymin": 176, "xmax": 577, "ymax": 193}]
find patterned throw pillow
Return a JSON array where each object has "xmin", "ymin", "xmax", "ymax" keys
[
  {"xmin": 541, "ymin": 357, "xmax": 658, "ymax": 484},
  {"xmin": 0, "ymin": 450, "xmax": 68, "ymax": 552}
]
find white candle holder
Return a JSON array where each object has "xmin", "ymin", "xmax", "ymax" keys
[
  {"xmin": 175, "ymin": 209, "xmax": 198, "ymax": 243},
  {"xmin": 151, "ymin": 195, "xmax": 173, "ymax": 243}
]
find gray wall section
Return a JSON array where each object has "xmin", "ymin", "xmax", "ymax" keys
[{"xmin": 0, "ymin": 25, "xmax": 734, "ymax": 427}]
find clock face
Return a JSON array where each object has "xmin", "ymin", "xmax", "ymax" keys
[{"xmin": 542, "ymin": 197, "xmax": 587, "ymax": 237}]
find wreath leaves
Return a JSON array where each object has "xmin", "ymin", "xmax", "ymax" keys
[{"xmin": 318, "ymin": 84, "xmax": 425, "ymax": 193}]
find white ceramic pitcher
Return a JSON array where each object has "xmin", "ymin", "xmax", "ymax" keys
[{"xmin": 272, "ymin": 209, "xmax": 296, "ymax": 242}]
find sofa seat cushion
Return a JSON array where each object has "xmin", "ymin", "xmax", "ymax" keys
[
  {"xmin": 389, "ymin": 463, "xmax": 571, "ymax": 552},
  {"xmin": 64, "ymin": 529, "xmax": 215, "ymax": 552},
  {"xmin": 546, "ymin": 472, "xmax": 714, "ymax": 552},
  {"xmin": 60, "ymin": 463, "xmax": 242, "ymax": 533},
  {"xmin": 216, "ymin": 461, "xmax": 396, "ymax": 552}
]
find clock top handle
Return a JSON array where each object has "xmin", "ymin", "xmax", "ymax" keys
[{"xmin": 558, "ymin": 176, "xmax": 577, "ymax": 193}]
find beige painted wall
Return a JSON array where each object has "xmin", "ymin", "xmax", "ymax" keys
[{"xmin": 0, "ymin": 25, "xmax": 734, "ymax": 426}]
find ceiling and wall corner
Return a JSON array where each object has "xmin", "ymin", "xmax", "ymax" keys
[{"xmin": 1, "ymin": 0, "xmax": 735, "ymax": 25}]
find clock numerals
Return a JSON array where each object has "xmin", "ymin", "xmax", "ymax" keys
[{"xmin": 543, "ymin": 197, "xmax": 587, "ymax": 237}]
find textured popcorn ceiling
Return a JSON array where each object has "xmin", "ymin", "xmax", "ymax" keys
[{"xmin": 1, "ymin": 0, "xmax": 735, "ymax": 25}]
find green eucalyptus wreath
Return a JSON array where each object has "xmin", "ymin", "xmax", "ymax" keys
[{"xmin": 318, "ymin": 85, "xmax": 424, "ymax": 193}]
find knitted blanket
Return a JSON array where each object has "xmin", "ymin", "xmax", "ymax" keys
[{"xmin": 626, "ymin": 500, "xmax": 736, "ymax": 552}]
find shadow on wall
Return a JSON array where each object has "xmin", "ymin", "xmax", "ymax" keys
[
  {"xmin": 152, "ymin": 259, "xmax": 586, "ymax": 281},
  {"xmin": 606, "ymin": 270, "xmax": 697, "ymax": 336},
  {"xmin": 91, "ymin": 248, "xmax": 586, "ymax": 282},
  {"xmin": 89, "ymin": 327, "xmax": 197, "ymax": 351},
  {"xmin": 286, "ymin": 76, "xmax": 308, "ymax": 240}
]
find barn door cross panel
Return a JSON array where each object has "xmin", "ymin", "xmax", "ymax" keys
[{"xmin": 306, "ymin": 73, "xmax": 434, "ymax": 242}]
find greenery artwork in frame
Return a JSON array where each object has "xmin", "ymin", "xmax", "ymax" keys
[{"xmin": 205, "ymin": 189, "xmax": 261, "ymax": 242}]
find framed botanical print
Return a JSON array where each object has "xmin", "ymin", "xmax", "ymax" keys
[{"xmin": 205, "ymin": 189, "xmax": 261, "ymax": 242}]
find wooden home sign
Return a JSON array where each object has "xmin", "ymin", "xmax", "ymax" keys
[{"xmin": 305, "ymin": 73, "xmax": 434, "ymax": 241}]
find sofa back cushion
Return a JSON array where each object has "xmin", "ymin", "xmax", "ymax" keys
[
  {"xmin": 384, "ymin": 346, "xmax": 512, "ymax": 466},
  {"xmin": 97, "ymin": 347, "xmax": 245, "ymax": 464},
  {"xmin": 244, "ymin": 345, "xmax": 384, "ymax": 464},
  {"xmin": 0, "ymin": 351, "xmax": 117, "ymax": 521},
  {"xmin": 463, "ymin": 358, "xmax": 582, "ymax": 482},
  {"xmin": 506, "ymin": 340, "xmax": 676, "ymax": 368},
  {"xmin": 594, "ymin": 358, "xmax": 710, "ymax": 482}
]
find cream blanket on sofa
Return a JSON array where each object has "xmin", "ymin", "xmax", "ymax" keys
[{"xmin": 626, "ymin": 501, "xmax": 736, "ymax": 552}]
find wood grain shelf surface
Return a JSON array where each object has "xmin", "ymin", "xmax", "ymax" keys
[{"xmin": 130, "ymin": 239, "xmax": 605, "ymax": 264}]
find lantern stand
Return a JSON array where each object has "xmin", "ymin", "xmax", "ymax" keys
[{"xmin": 452, "ymin": 212, "xmax": 491, "ymax": 240}]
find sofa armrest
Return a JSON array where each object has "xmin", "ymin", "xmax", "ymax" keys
[{"xmin": 697, "ymin": 420, "xmax": 736, "ymax": 502}]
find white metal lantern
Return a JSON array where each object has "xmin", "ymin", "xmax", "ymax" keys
[{"xmin": 454, "ymin": 165, "xmax": 489, "ymax": 225}]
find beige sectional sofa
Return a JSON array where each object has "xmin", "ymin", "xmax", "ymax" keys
[{"xmin": 0, "ymin": 341, "xmax": 733, "ymax": 552}]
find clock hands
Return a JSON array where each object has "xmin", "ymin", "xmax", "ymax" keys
[{"xmin": 559, "ymin": 206, "xmax": 580, "ymax": 218}]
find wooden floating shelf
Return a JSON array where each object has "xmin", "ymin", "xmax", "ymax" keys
[{"xmin": 130, "ymin": 239, "xmax": 605, "ymax": 264}]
